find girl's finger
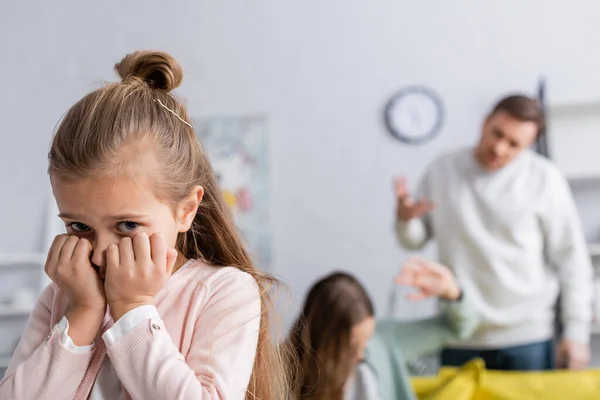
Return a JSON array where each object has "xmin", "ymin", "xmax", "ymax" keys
[
  {"xmin": 132, "ymin": 232, "xmax": 152, "ymax": 264},
  {"xmin": 119, "ymin": 237, "xmax": 135, "ymax": 268},
  {"xmin": 395, "ymin": 275, "xmax": 414, "ymax": 286},
  {"xmin": 45, "ymin": 235, "xmax": 62, "ymax": 275},
  {"xmin": 415, "ymin": 275, "xmax": 437, "ymax": 288},
  {"xmin": 406, "ymin": 291, "xmax": 430, "ymax": 302},
  {"xmin": 50, "ymin": 235, "xmax": 69, "ymax": 266},
  {"xmin": 403, "ymin": 258, "xmax": 422, "ymax": 272},
  {"xmin": 106, "ymin": 243, "xmax": 120, "ymax": 270},
  {"xmin": 59, "ymin": 235, "xmax": 79, "ymax": 262},
  {"xmin": 420, "ymin": 259, "xmax": 446, "ymax": 274},
  {"xmin": 416, "ymin": 259, "xmax": 447, "ymax": 280},
  {"xmin": 395, "ymin": 265, "xmax": 416, "ymax": 285},
  {"xmin": 149, "ymin": 233, "xmax": 167, "ymax": 267},
  {"xmin": 72, "ymin": 238, "xmax": 92, "ymax": 265}
]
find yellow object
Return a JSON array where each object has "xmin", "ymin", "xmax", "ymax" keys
[
  {"xmin": 411, "ymin": 359, "xmax": 600, "ymax": 400},
  {"xmin": 223, "ymin": 191, "xmax": 237, "ymax": 208}
]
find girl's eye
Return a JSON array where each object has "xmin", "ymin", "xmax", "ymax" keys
[
  {"xmin": 118, "ymin": 221, "xmax": 139, "ymax": 233},
  {"xmin": 68, "ymin": 222, "xmax": 90, "ymax": 232}
]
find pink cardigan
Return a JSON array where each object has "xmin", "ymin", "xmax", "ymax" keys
[{"xmin": 0, "ymin": 261, "xmax": 261, "ymax": 399}]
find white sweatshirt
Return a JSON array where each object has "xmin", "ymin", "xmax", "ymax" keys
[{"xmin": 396, "ymin": 148, "xmax": 593, "ymax": 348}]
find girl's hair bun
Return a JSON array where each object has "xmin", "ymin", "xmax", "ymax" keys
[{"xmin": 114, "ymin": 50, "xmax": 183, "ymax": 93}]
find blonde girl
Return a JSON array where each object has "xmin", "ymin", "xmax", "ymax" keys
[{"xmin": 0, "ymin": 50, "xmax": 286, "ymax": 400}]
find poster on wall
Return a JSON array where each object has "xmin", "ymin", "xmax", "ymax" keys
[{"xmin": 192, "ymin": 115, "xmax": 271, "ymax": 271}]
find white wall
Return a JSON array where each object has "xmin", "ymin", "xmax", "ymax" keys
[{"xmin": 3, "ymin": 1, "xmax": 600, "ymax": 351}]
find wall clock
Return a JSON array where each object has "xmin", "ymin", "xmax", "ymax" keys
[{"xmin": 383, "ymin": 86, "xmax": 444, "ymax": 145}]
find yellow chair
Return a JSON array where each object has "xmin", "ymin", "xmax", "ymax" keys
[{"xmin": 411, "ymin": 359, "xmax": 600, "ymax": 400}]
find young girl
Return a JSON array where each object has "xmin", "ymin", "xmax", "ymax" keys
[
  {"xmin": 0, "ymin": 51, "xmax": 286, "ymax": 399},
  {"xmin": 285, "ymin": 258, "xmax": 479, "ymax": 400}
]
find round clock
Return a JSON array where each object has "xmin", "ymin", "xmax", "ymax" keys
[{"xmin": 383, "ymin": 86, "xmax": 444, "ymax": 145}]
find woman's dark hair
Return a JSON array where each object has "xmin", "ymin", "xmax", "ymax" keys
[{"xmin": 285, "ymin": 272, "xmax": 374, "ymax": 400}]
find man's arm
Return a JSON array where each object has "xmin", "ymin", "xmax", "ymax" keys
[{"xmin": 541, "ymin": 169, "xmax": 593, "ymax": 366}]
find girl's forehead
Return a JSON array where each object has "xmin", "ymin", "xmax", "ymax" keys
[{"xmin": 52, "ymin": 174, "xmax": 160, "ymax": 213}]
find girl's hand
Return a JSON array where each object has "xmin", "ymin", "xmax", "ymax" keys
[
  {"xmin": 395, "ymin": 257, "xmax": 461, "ymax": 301},
  {"xmin": 104, "ymin": 233, "xmax": 178, "ymax": 321},
  {"xmin": 45, "ymin": 234, "xmax": 106, "ymax": 310}
]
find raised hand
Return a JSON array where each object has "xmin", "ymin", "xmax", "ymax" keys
[
  {"xmin": 45, "ymin": 235, "xmax": 106, "ymax": 309},
  {"xmin": 394, "ymin": 177, "xmax": 434, "ymax": 222},
  {"xmin": 104, "ymin": 232, "xmax": 178, "ymax": 321},
  {"xmin": 395, "ymin": 257, "xmax": 461, "ymax": 301},
  {"xmin": 44, "ymin": 235, "xmax": 106, "ymax": 345}
]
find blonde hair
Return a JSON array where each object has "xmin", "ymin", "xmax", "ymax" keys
[{"xmin": 48, "ymin": 50, "xmax": 288, "ymax": 399}]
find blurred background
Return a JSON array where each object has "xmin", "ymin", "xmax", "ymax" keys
[{"xmin": 3, "ymin": 0, "xmax": 600, "ymax": 377}]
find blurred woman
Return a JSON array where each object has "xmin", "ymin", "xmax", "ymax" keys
[{"xmin": 285, "ymin": 257, "xmax": 479, "ymax": 400}]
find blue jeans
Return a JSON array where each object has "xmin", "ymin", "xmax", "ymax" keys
[{"xmin": 441, "ymin": 340, "xmax": 554, "ymax": 371}]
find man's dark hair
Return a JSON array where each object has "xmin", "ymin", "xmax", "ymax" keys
[{"xmin": 490, "ymin": 94, "xmax": 545, "ymax": 135}]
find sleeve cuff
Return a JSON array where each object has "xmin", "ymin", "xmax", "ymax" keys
[
  {"xmin": 395, "ymin": 218, "xmax": 427, "ymax": 238},
  {"xmin": 394, "ymin": 219, "xmax": 410, "ymax": 230},
  {"xmin": 564, "ymin": 321, "xmax": 591, "ymax": 343},
  {"xmin": 58, "ymin": 316, "xmax": 95, "ymax": 354},
  {"xmin": 440, "ymin": 297, "xmax": 463, "ymax": 314},
  {"xmin": 440, "ymin": 289, "xmax": 470, "ymax": 323},
  {"xmin": 440, "ymin": 285, "xmax": 466, "ymax": 307},
  {"xmin": 102, "ymin": 305, "xmax": 161, "ymax": 347}
]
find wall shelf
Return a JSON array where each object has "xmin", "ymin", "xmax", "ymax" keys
[
  {"xmin": 0, "ymin": 306, "xmax": 33, "ymax": 318},
  {"xmin": 588, "ymin": 244, "xmax": 600, "ymax": 258},
  {"xmin": 0, "ymin": 356, "xmax": 10, "ymax": 368},
  {"xmin": 546, "ymin": 99, "xmax": 600, "ymax": 180},
  {"xmin": 0, "ymin": 254, "xmax": 46, "ymax": 268},
  {"xmin": 0, "ymin": 197, "xmax": 63, "ymax": 380}
]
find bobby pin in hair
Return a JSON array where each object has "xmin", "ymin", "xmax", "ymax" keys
[{"xmin": 155, "ymin": 99, "xmax": 193, "ymax": 128}]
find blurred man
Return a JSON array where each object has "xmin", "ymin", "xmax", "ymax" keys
[{"xmin": 394, "ymin": 95, "xmax": 593, "ymax": 371}]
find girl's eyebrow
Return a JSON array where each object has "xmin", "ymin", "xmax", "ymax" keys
[
  {"xmin": 58, "ymin": 213, "xmax": 77, "ymax": 219},
  {"xmin": 106, "ymin": 214, "xmax": 148, "ymax": 221},
  {"xmin": 58, "ymin": 213, "xmax": 148, "ymax": 220}
]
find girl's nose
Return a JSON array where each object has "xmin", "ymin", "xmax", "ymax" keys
[{"xmin": 90, "ymin": 235, "xmax": 118, "ymax": 268}]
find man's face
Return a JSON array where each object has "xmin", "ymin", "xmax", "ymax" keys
[{"xmin": 475, "ymin": 110, "xmax": 539, "ymax": 171}]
